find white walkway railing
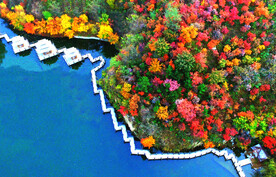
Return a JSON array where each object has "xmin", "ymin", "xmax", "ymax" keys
[{"xmin": 0, "ymin": 33, "xmax": 252, "ymax": 177}]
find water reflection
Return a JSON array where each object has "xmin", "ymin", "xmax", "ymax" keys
[
  {"xmin": 71, "ymin": 60, "xmax": 85, "ymax": 70},
  {"xmin": 0, "ymin": 40, "xmax": 7, "ymax": 65},
  {"xmin": 41, "ymin": 55, "xmax": 59, "ymax": 66},
  {"xmin": 17, "ymin": 49, "xmax": 31, "ymax": 57}
]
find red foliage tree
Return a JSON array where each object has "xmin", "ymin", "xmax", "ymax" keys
[{"xmin": 263, "ymin": 136, "xmax": 276, "ymax": 154}]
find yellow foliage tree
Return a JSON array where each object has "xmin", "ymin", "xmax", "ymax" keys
[
  {"xmin": 121, "ymin": 82, "xmax": 132, "ymax": 99},
  {"xmin": 121, "ymin": 82, "xmax": 131, "ymax": 92},
  {"xmin": 149, "ymin": 58, "xmax": 162, "ymax": 73},
  {"xmin": 25, "ymin": 14, "xmax": 34, "ymax": 23},
  {"xmin": 65, "ymin": 30, "xmax": 74, "ymax": 39},
  {"xmin": 72, "ymin": 16, "xmax": 89, "ymax": 33},
  {"xmin": 78, "ymin": 23, "xmax": 89, "ymax": 33},
  {"xmin": 129, "ymin": 94, "xmax": 140, "ymax": 110},
  {"xmin": 106, "ymin": 0, "xmax": 115, "ymax": 9},
  {"xmin": 97, "ymin": 24, "xmax": 119, "ymax": 44},
  {"xmin": 14, "ymin": 5, "xmax": 24, "ymax": 12},
  {"xmin": 0, "ymin": 2, "xmax": 7, "ymax": 9},
  {"xmin": 6, "ymin": 11, "xmax": 23, "ymax": 30},
  {"xmin": 0, "ymin": 3, "xmax": 9, "ymax": 18},
  {"xmin": 204, "ymin": 141, "xmax": 215, "ymax": 148},
  {"xmin": 6, "ymin": 11, "xmax": 17, "ymax": 22},
  {"xmin": 72, "ymin": 17, "xmax": 80, "ymax": 32},
  {"xmin": 79, "ymin": 14, "xmax": 88, "ymax": 23},
  {"xmin": 180, "ymin": 26, "xmax": 198, "ymax": 44},
  {"xmin": 97, "ymin": 24, "xmax": 113, "ymax": 39},
  {"xmin": 60, "ymin": 14, "xmax": 72, "ymax": 33},
  {"xmin": 156, "ymin": 106, "xmax": 169, "ymax": 120}
]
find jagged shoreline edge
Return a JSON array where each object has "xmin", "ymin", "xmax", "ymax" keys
[
  {"xmin": 0, "ymin": 33, "xmax": 250, "ymax": 177},
  {"xmin": 90, "ymin": 56, "xmax": 250, "ymax": 177}
]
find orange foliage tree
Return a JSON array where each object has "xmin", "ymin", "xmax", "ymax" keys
[
  {"xmin": 46, "ymin": 17, "xmax": 62, "ymax": 36},
  {"xmin": 141, "ymin": 136, "xmax": 155, "ymax": 149},
  {"xmin": 0, "ymin": 3, "xmax": 119, "ymax": 44},
  {"xmin": 24, "ymin": 23, "xmax": 35, "ymax": 34}
]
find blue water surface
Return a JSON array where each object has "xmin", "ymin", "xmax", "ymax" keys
[{"xmin": 0, "ymin": 18, "xmax": 253, "ymax": 177}]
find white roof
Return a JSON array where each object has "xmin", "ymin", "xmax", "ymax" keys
[
  {"xmin": 36, "ymin": 39, "xmax": 53, "ymax": 49},
  {"xmin": 64, "ymin": 47, "xmax": 80, "ymax": 57},
  {"xmin": 64, "ymin": 47, "xmax": 77, "ymax": 53},
  {"xmin": 12, "ymin": 36, "xmax": 24, "ymax": 42},
  {"xmin": 12, "ymin": 36, "xmax": 27, "ymax": 45},
  {"xmin": 39, "ymin": 46, "xmax": 53, "ymax": 53}
]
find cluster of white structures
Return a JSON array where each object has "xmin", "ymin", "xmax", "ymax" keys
[
  {"xmin": 0, "ymin": 33, "xmax": 252, "ymax": 177},
  {"xmin": 0, "ymin": 34, "xmax": 84, "ymax": 65}
]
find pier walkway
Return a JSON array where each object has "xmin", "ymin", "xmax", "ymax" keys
[{"xmin": 0, "ymin": 33, "xmax": 252, "ymax": 177}]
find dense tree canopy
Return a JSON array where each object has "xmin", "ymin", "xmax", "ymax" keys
[{"xmin": 99, "ymin": 0, "xmax": 276, "ymax": 155}]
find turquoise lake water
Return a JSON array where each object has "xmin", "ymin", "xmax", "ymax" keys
[{"xmin": 0, "ymin": 18, "xmax": 254, "ymax": 177}]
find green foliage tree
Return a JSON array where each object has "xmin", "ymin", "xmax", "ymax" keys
[
  {"xmin": 175, "ymin": 52, "xmax": 196, "ymax": 72},
  {"xmin": 47, "ymin": 1, "xmax": 62, "ymax": 17},
  {"xmin": 42, "ymin": 11, "xmax": 52, "ymax": 20},
  {"xmin": 198, "ymin": 84, "xmax": 207, "ymax": 98},
  {"xmin": 99, "ymin": 13, "xmax": 109, "ymax": 24},
  {"xmin": 166, "ymin": 65, "xmax": 183, "ymax": 81},
  {"xmin": 106, "ymin": 0, "xmax": 115, "ymax": 9},
  {"xmin": 163, "ymin": 29, "xmax": 177, "ymax": 43},
  {"xmin": 262, "ymin": 159, "xmax": 276, "ymax": 177},
  {"xmin": 155, "ymin": 38, "xmax": 170, "ymax": 58},
  {"xmin": 0, "ymin": 41, "xmax": 7, "ymax": 65},
  {"xmin": 208, "ymin": 69, "xmax": 226, "ymax": 84},
  {"xmin": 137, "ymin": 76, "xmax": 151, "ymax": 93},
  {"xmin": 165, "ymin": 2, "xmax": 181, "ymax": 31}
]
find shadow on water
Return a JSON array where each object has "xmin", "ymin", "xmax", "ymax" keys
[
  {"xmin": 0, "ymin": 40, "xmax": 7, "ymax": 65},
  {"xmin": 42, "ymin": 55, "xmax": 59, "ymax": 65},
  {"xmin": 70, "ymin": 60, "xmax": 85, "ymax": 70},
  {"xmin": 17, "ymin": 49, "xmax": 32, "ymax": 57}
]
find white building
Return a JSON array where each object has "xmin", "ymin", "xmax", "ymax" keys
[
  {"xmin": 35, "ymin": 39, "xmax": 58, "ymax": 61},
  {"xmin": 11, "ymin": 36, "xmax": 30, "ymax": 54},
  {"xmin": 63, "ymin": 47, "xmax": 83, "ymax": 66}
]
